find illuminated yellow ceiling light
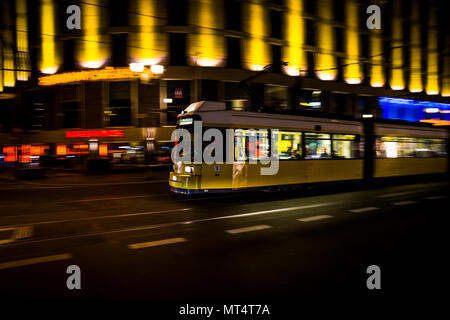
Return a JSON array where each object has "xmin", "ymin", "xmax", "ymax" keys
[
  {"xmin": 40, "ymin": 0, "xmax": 59, "ymax": 74},
  {"xmin": 16, "ymin": 0, "xmax": 30, "ymax": 81},
  {"xmin": 370, "ymin": 29, "xmax": 384, "ymax": 87},
  {"xmin": 3, "ymin": 48, "xmax": 15, "ymax": 87},
  {"xmin": 0, "ymin": 40, "xmax": 3, "ymax": 92},
  {"xmin": 443, "ymin": 52, "xmax": 450, "ymax": 97},
  {"xmin": 1, "ymin": 1, "xmax": 15, "ymax": 87},
  {"xmin": 426, "ymin": 7, "xmax": 439, "ymax": 95},
  {"xmin": 38, "ymin": 66, "xmax": 164, "ymax": 86},
  {"xmin": 130, "ymin": 0, "xmax": 167, "ymax": 66},
  {"xmin": 283, "ymin": 0, "xmax": 305, "ymax": 76},
  {"xmin": 344, "ymin": 0, "xmax": 362, "ymax": 84},
  {"xmin": 390, "ymin": 0, "xmax": 404, "ymax": 90},
  {"xmin": 243, "ymin": 0, "xmax": 270, "ymax": 71},
  {"xmin": 316, "ymin": 0, "xmax": 336, "ymax": 80},
  {"xmin": 78, "ymin": 0, "xmax": 108, "ymax": 69},
  {"xmin": 409, "ymin": 1, "xmax": 422, "ymax": 92},
  {"xmin": 189, "ymin": 0, "xmax": 225, "ymax": 67}
]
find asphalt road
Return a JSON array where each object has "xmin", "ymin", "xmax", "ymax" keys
[{"xmin": 0, "ymin": 173, "xmax": 448, "ymax": 314}]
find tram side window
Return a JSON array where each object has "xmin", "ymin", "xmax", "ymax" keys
[
  {"xmin": 279, "ymin": 132, "xmax": 302, "ymax": 160},
  {"xmin": 376, "ymin": 137, "xmax": 447, "ymax": 158},
  {"xmin": 332, "ymin": 134, "xmax": 358, "ymax": 159},
  {"xmin": 305, "ymin": 133, "xmax": 331, "ymax": 159},
  {"xmin": 430, "ymin": 139, "xmax": 447, "ymax": 157},
  {"xmin": 234, "ymin": 129, "xmax": 270, "ymax": 161}
]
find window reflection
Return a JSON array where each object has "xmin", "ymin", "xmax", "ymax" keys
[
  {"xmin": 279, "ymin": 132, "xmax": 302, "ymax": 159},
  {"xmin": 332, "ymin": 134, "xmax": 357, "ymax": 159},
  {"xmin": 234, "ymin": 129, "xmax": 270, "ymax": 161},
  {"xmin": 305, "ymin": 133, "xmax": 331, "ymax": 159},
  {"xmin": 376, "ymin": 137, "xmax": 447, "ymax": 158}
]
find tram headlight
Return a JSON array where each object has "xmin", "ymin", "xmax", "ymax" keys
[{"xmin": 184, "ymin": 166, "xmax": 194, "ymax": 174}]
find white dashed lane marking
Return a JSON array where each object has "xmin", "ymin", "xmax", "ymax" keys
[
  {"xmin": 225, "ymin": 225, "xmax": 272, "ymax": 234},
  {"xmin": 13, "ymin": 226, "xmax": 34, "ymax": 239},
  {"xmin": 128, "ymin": 237, "xmax": 188, "ymax": 249},
  {"xmin": 297, "ymin": 215, "xmax": 334, "ymax": 222},
  {"xmin": 393, "ymin": 201, "xmax": 417, "ymax": 206},
  {"xmin": 425, "ymin": 196, "xmax": 445, "ymax": 200},
  {"xmin": 0, "ymin": 226, "xmax": 34, "ymax": 245},
  {"xmin": 349, "ymin": 207, "xmax": 378, "ymax": 213},
  {"xmin": 0, "ymin": 253, "xmax": 72, "ymax": 270}
]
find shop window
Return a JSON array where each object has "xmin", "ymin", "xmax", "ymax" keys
[
  {"xmin": 166, "ymin": 80, "xmax": 191, "ymax": 124},
  {"xmin": 108, "ymin": 81, "xmax": 131, "ymax": 126},
  {"xmin": 108, "ymin": 142, "xmax": 145, "ymax": 164},
  {"xmin": 62, "ymin": 101, "xmax": 79, "ymax": 128},
  {"xmin": 304, "ymin": 133, "xmax": 331, "ymax": 159},
  {"xmin": 299, "ymin": 89, "xmax": 321, "ymax": 109},
  {"xmin": 200, "ymin": 80, "xmax": 219, "ymax": 101},
  {"xmin": 279, "ymin": 132, "xmax": 302, "ymax": 160},
  {"xmin": 224, "ymin": 81, "xmax": 249, "ymax": 110},
  {"xmin": 31, "ymin": 102, "xmax": 45, "ymax": 130},
  {"xmin": 265, "ymin": 85, "xmax": 288, "ymax": 110},
  {"xmin": 60, "ymin": 85, "xmax": 80, "ymax": 128}
]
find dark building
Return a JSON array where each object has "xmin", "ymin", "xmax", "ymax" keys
[{"xmin": 0, "ymin": 0, "xmax": 449, "ymax": 163}]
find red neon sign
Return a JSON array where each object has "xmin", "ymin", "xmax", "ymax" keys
[{"xmin": 65, "ymin": 130, "xmax": 125, "ymax": 138}]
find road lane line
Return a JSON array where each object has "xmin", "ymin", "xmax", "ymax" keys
[
  {"xmin": 0, "ymin": 203, "xmax": 334, "ymax": 246},
  {"xmin": 393, "ymin": 200, "xmax": 417, "ymax": 206},
  {"xmin": 0, "ymin": 253, "xmax": 72, "ymax": 270},
  {"xmin": 376, "ymin": 190, "xmax": 430, "ymax": 198},
  {"xmin": 425, "ymin": 196, "xmax": 445, "ymax": 200},
  {"xmin": 297, "ymin": 215, "xmax": 334, "ymax": 222},
  {"xmin": 0, "ymin": 227, "xmax": 15, "ymax": 245},
  {"xmin": 0, "ymin": 208, "xmax": 192, "ymax": 229},
  {"xmin": 226, "ymin": 225, "xmax": 271, "ymax": 234},
  {"xmin": 349, "ymin": 207, "xmax": 378, "ymax": 213},
  {"xmin": 196, "ymin": 203, "xmax": 334, "ymax": 222},
  {"xmin": 71, "ymin": 195, "xmax": 162, "ymax": 202},
  {"xmin": 128, "ymin": 237, "xmax": 187, "ymax": 249},
  {"xmin": 0, "ymin": 180, "xmax": 167, "ymax": 190}
]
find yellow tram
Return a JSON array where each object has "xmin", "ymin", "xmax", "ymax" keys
[{"xmin": 169, "ymin": 101, "xmax": 448, "ymax": 194}]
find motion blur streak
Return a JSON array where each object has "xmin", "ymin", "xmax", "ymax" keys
[{"xmin": 40, "ymin": 0, "xmax": 59, "ymax": 74}]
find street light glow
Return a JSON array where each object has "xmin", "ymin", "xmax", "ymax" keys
[
  {"xmin": 151, "ymin": 65, "xmax": 164, "ymax": 75},
  {"xmin": 130, "ymin": 63, "xmax": 144, "ymax": 72}
]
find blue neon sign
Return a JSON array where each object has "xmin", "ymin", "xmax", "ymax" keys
[{"xmin": 378, "ymin": 97, "xmax": 450, "ymax": 122}]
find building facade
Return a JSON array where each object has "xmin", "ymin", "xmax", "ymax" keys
[{"xmin": 0, "ymin": 0, "xmax": 449, "ymax": 164}]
